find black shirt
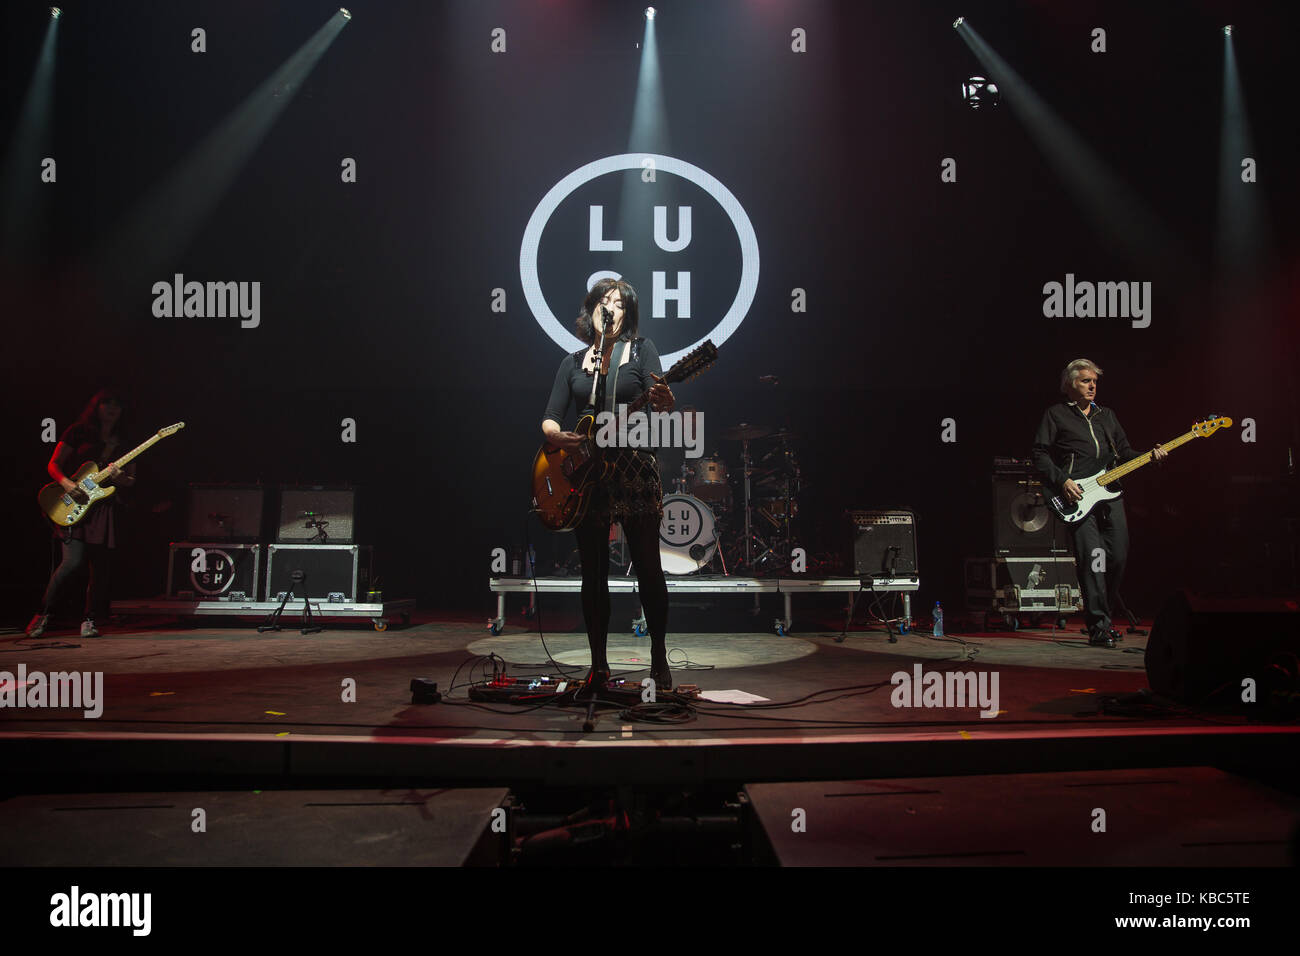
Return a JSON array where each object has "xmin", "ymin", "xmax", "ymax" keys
[
  {"xmin": 1032, "ymin": 402, "xmax": 1138, "ymax": 491},
  {"xmin": 544, "ymin": 337, "xmax": 665, "ymax": 427}
]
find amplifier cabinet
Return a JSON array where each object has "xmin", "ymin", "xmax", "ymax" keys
[
  {"xmin": 266, "ymin": 544, "xmax": 373, "ymax": 601},
  {"xmin": 187, "ymin": 484, "xmax": 265, "ymax": 543},
  {"xmin": 277, "ymin": 486, "xmax": 356, "ymax": 544},
  {"xmin": 850, "ymin": 510, "xmax": 918, "ymax": 577},
  {"xmin": 167, "ymin": 543, "xmax": 261, "ymax": 600}
]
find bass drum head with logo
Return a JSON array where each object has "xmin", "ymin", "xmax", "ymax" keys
[{"xmin": 659, "ymin": 494, "xmax": 717, "ymax": 575}]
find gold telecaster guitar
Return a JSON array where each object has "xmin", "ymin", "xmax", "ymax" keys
[
  {"xmin": 38, "ymin": 422, "xmax": 186, "ymax": 527},
  {"xmin": 531, "ymin": 342, "xmax": 717, "ymax": 531}
]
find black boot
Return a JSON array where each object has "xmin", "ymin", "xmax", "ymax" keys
[{"xmin": 650, "ymin": 642, "xmax": 672, "ymax": 693}]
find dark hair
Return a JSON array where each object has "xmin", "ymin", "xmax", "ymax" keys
[
  {"xmin": 575, "ymin": 277, "xmax": 640, "ymax": 345},
  {"xmin": 72, "ymin": 388, "xmax": 128, "ymax": 440}
]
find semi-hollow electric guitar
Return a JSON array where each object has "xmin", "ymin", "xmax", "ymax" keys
[
  {"xmin": 531, "ymin": 341, "xmax": 717, "ymax": 531},
  {"xmin": 1047, "ymin": 415, "xmax": 1231, "ymax": 523},
  {"xmin": 38, "ymin": 422, "xmax": 186, "ymax": 527}
]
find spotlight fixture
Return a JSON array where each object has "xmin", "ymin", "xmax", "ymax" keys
[
  {"xmin": 645, "ymin": 7, "xmax": 656, "ymax": 20},
  {"xmin": 50, "ymin": 6, "xmax": 61, "ymax": 18},
  {"xmin": 962, "ymin": 75, "xmax": 1000, "ymax": 109},
  {"xmin": 1223, "ymin": 24, "xmax": 1233, "ymax": 36},
  {"xmin": 340, "ymin": 7, "xmax": 351, "ymax": 19},
  {"xmin": 953, "ymin": 16, "xmax": 964, "ymax": 28}
]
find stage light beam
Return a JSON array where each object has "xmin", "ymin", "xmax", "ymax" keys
[
  {"xmin": 1, "ymin": 13, "xmax": 59, "ymax": 264},
  {"xmin": 93, "ymin": 10, "xmax": 351, "ymax": 291},
  {"xmin": 955, "ymin": 20, "xmax": 1188, "ymax": 282}
]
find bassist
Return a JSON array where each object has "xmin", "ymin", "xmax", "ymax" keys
[{"xmin": 1032, "ymin": 360, "xmax": 1166, "ymax": 648}]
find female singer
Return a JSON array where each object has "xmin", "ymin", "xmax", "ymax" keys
[{"xmin": 541, "ymin": 278, "xmax": 674, "ymax": 693}]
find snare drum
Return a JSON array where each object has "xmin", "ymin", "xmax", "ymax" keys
[
  {"xmin": 659, "ymin": 493, "xmax": 718, "ymax": 575},
  {"xmin": 691, "ymin": 456, "xmax": 729, "ymax": 503}
]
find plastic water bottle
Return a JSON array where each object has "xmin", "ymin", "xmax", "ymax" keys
[{"xmin": 933, "ymin": 601, "xmax": 944, "ymax": 637}]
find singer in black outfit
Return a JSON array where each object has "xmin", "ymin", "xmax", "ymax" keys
[
  {"xmin": 1032, "ymin": 360, "xmax": 1165, "ymax": 648},
  {"xmin": 542, "ymin": 278, "xmax": 675, "ymax": 693}
]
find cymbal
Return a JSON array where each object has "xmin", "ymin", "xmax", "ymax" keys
[
  {"xmin": 761, "ymin": 428, "xmax": 799, "ymax": 442},
  {"xmin": 719, "ymin": 423, "xmax": 772, "ymax": 441}
]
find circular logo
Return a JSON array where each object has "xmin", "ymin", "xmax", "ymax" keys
[
  {"xmin": 520, "ymin": 153, "xmax": 759, "ymax": 366},
  {"xmin": 191, "ymin": 549, "xmax": 235, "ymax": 596},
  {"xmin": 660, "ymin": 494, "xmax": 710, "ymax": 548}
]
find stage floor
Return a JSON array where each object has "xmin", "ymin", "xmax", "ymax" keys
[{"xmin": 2, "ymin": 612, "xmax": 1296, "ymax": 788}]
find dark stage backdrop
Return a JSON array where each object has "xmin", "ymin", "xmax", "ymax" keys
[{"xmin": 3, "ymin": 0, "xmax": 1297, "ymax": 620}]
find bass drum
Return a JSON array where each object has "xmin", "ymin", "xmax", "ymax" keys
[{"xmin": 659, "ymin": 493, "xmax": 718, "ymax": 575}]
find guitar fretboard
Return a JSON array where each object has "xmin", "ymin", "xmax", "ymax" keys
[{"xmin": 1097, "ymin": 427, "xmax": 1198, "ymax": 486}]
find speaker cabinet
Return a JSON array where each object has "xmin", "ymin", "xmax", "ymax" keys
[
  {"xmin": 993, "ymin": 472, "xmax": 1068, "ymax": 556},
  {"xmin": 187, "ymin": 484, "xmax": 264, "ymax": 542},
  {"xmin": 1146, "ymin": 591, "xmax": 1300, "ymax": 704},
  {"xmin": 277, "ymin": 486, "xmax": 355, "ymax": 544},
  {"xmin": 850, "ymin": 510, "xmax": 918, "ymax": 577}
]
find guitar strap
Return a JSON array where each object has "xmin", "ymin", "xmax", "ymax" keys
[{"xmin": 604, "ymin": 340, "xmax": 629, "ymax": 415}]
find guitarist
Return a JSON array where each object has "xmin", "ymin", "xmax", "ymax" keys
[
  {"xmin": 1032, "ymin": 360, "xmax": 1166, "ymax": 648},
  {"xmin": 25, "ymin": 389, "xmax": 136, "ymax": 639},
  {"xmin": 541, "ymin": 278, "xmax": 676, "ymax": 693}
]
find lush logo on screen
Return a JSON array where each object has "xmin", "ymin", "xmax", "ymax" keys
[{"xmin": 519, "ymin": 154, "xmax": 759, "ymax": 366}]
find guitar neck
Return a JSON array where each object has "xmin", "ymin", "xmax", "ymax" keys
[
  {"xmin": 1098, "ymin": 427, "xmax": 1199, "ymax": 485},
  {"xmin": 112, "ymin": 433, "xmax": 164, "ymax": 469}
]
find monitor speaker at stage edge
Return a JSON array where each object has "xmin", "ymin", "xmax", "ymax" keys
[
  {"xmin": 850, "ymin": 510, "xmax": 918, "ymax": 577},
  {"xmin": 1145, "ymin": 591, "xmax": 1300, "ymax": 706}
]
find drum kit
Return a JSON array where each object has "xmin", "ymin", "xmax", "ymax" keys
[{"xmin": 656, "ymin": 421, "xmax": 804, "ymax": 575}]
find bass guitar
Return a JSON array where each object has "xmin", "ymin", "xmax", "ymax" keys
[
  {"xmin": 531, "ymin": 342, "xmax": 717, "ymax": 531},
  {"xmin": 1047, "ymin": 415, "xmax": 1231, "ymax": 523},
  {"xmin": 39, "ymin": 422, "xmax": 186, "ymax": 527}
]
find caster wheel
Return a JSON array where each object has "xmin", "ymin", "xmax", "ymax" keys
[
  {"xmin": 774, "ymin": 622, "xmax": 786, "ymax": 636},
  {"xmin": 372, "ymin": 619, "xmax": 388, "ymax": 632},
  {"xmin": 633, "ymin": 623, "xmax": 646, "ymax": 637},
  {"xmin": 489, "ymin": 621, "xmax": 503, "ymax": 635}
]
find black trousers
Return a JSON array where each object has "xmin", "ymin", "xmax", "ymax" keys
[
  {"xmin": 572, "ymin": 512, "xmax": 668, "ymax": 670},
  {"xmin": 1070, "ymin": 498, "xmax": 1129, "ymax": 635},
  {"xmin": 42, "ymin": 539, "xmax": 112, "ymax": 622}
]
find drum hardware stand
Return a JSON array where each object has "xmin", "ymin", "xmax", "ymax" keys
[{"xmin": 258, "ymin": 569, "xmax": 322, "ymax": 634}]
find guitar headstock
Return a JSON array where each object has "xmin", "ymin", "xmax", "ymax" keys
[
  {"xmin": 663, "ymin": 340, "xmax": 718, "ymax": 385},
  {"xmin": 158, "ymin": 422, "xmax": 186, "ymax": 437},
  {"xmin": 1193, "ymin": 416, "xmax": 1232, "ymax": 438}
]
